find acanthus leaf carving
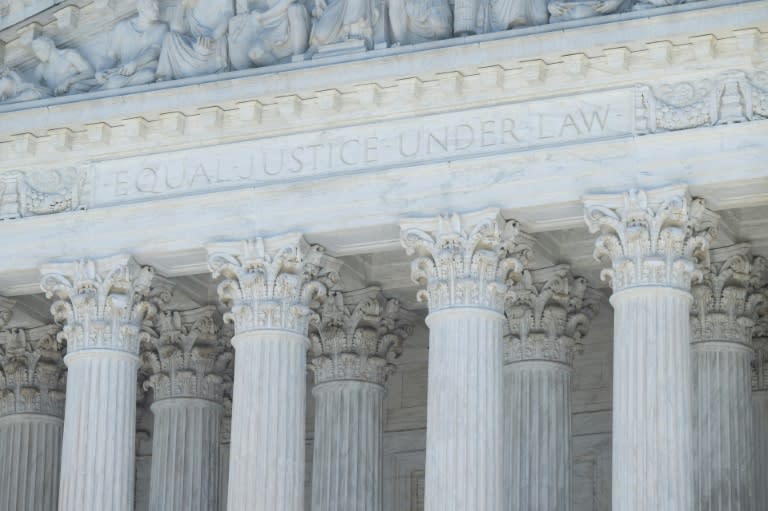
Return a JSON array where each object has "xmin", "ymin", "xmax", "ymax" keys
[
  {"xmin": 0, "ymin": 324, "xmax": 66, "ymax": 418},
  {"xmin": 141, "ymin": 305, "xmax": 230, "ymax": 402},
  {"xmin": 584, "ymin": 185, "xmax": 719, "ymax": 292},
  {"xmin": 504, "ymin": 264, "xmax": 600, "ymax": 365},
  {"xmin": 308, "ymin": 286, "xmax": 415, "ymax": 385},
  {"xmin": 207, "ymin": 233, "xmax": 329, "ymax": 335},
  {"xmin": 691, "ymin": 245, "xmax": 767, "ymax": 347},
  {"xmin": 40, "ymin": 255, "xmax": 155, "ymax": 355},
  {"xmin": 400, "ymin": 208, "xmax": 531, "ymax": 313}
]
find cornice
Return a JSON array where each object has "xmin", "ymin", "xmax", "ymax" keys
[{"xmin": 0, "ymin": 4, "xmax": 764, "ymax": 170}]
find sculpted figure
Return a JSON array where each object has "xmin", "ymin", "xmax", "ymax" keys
[
  {"xmin": 228, "ymin": 0, "xmax": 310, "ymax": 69},
  {"xmin": 489, "ymin": 0, "xmax": 547, "ymax": 29},
  {"xmin": 632, "ymin": 0, "xmax": 683, "ymax": 10},
  {"xmin": 95, "ymin": 0, "xmax": 168, "ymax": 90},
  {"xmin": 547, "ymin": 0, "xmax": 631, "ymax": 22},
  {"xmin": 389, "ymin": 0, "xmax": 452, "ymax": 45},
  {"xmin": 452, "ymin": 0, "xmax": 484, "ymax": 35},
  {"xmin": 309, "ymin": 0, "xmax": 381, "ymax": 49},
  {"xmin": 0, "ymin": 67, "xmax": 48, "ymax": 104},
  {"xmin": 157, "ymin": 0, "xmax": 235, "ymax": 80},
  {"xmin": 31, "ymin": 36, "xmax": 94, "ymax": 96}
]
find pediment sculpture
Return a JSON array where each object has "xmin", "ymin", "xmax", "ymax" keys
[
  {"xmin": 30, "ymin": 36, "xmax": 94, "ymax": 96},
  {"xmin": 228, "ymin": 0, "xmax": 310, "ymax": 69},
  {"xmin": 94, "ymin": 0, "xmax": 168, "ymax": 90},
  {"xmin": 157, "ymin": 0, "xmax": 235, "ymax": 80},
  {"xmin": 547, "ymin": 0, "xmax": 632, "ymax": 22},
  {"xmin": 389, "ymin": 0, "xmax": 453, "ymax": 45},
  {"xmin": 309, "ymin": 0, "xmax": 383, "ymax": 49},
  {"xmin": 0, "ymin": 66, "xmax": 48, "ymax": 104}
]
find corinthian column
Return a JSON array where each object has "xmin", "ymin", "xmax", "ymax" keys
[
  {"xmin": 143, "ymin": 305, "xmax": 231, "ymax": 511},
  {"xmin": 207, "ymin": 234, "xmax": 328, "ymax": 511},
  {"xmin": 584, "ymin": 186, "xmax": 718, "ymax": 511},
  {"xmin": 308, "ymin": 287, "xmax": 413, "ymax": 511},
  {"xmin": 0, "ymin": 322, "xmax": 66, "ymax": 511},
  {"xmin": 40, "ymin": 256, "xmax": 155, "ymax": 511},
  {"xmin": 753, "ymin": 323, "xmax": 768, "ymax": 509},
  {"xmin": 504, "ymin": 265, "xmax": 599, "ymax": 511},
  {"xmin": 400, "ymin": 209, "xmax": 527, "ymax": 511},
  {"xmin": 690, "ymin": 245, "xmax": 765, "ymax": 511}
]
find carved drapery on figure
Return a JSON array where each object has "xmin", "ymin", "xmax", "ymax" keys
[
  {"xmin": 40, "ymin": 255, "xmax": 156, "ymax": 354},
  {"xmin": 95, "ymin": 0, "xmax": 168, "ymax": 90},
  {"xmin": 0, "ymin": 325, "xmax": 66, "ymax": 418},
  {"xmin": 229, "ymin": 0, "xmax": 310, "ymax": 68},
  {"xmin": 308, "ymin": 287, "xmax": 414, "ymax": 385},
  {"xmin": 207, "ymin": 234, "xmax": 329, "ymax": 335},
  {"xmin": 142, "ymin": 306, "xmax": 231, "ymax": 401},
  {"xmin": 157, "ymin": 0, "xmax": 235, "ymax": 81},
  {"xmin": 309, "ymin": 0, "xmax": 382, "ymax": 49},
  {"xmin": 30, "ymin": 36, "xmax": 94, "ymax": 96},
  {"xmin": 0, "ymin": 66, "xmax": 48, "ymax": 103},
  {"xmin": 504, "ymin": 264, "xmax": 600, "ymax": 365},
  {"xmin": 547, "ymin": 0, "xmax": 631, "ymax": 23},
  {"xmin": 389, "ymin": 0, "xmax": 452, "ymax": 45}
]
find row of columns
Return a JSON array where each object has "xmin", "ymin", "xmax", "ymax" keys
[{"xmin": 0, "ymin": 183, "xmax": 766, "ymax": 511}]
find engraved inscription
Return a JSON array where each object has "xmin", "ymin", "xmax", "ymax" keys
[{"xmin": 85, "ymin": 89, "xmax": 632, "ymax": 206}]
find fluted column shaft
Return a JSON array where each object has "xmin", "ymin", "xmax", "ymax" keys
[
  {"xmin": 311, "ymin": 381, "xmax": 385, "ymax": 511},
  {"xmin": 228, "ymin": 330, "xmax": 307, "ymax": 510},
  {"xmin": 0, "ymin": 414, "xmax": 63, "ymax": 511},
  {"xmin": 219, "ymin": 440, "xmax": 230, "ymax": 511},
  {"xmin": 504, "ymin": 361, "xmax": 571, "ymax": 511},
  {"xmin": 754, "ymin": 391, "xmax": 768, "ymax": 507},
  {"xmin": 424, "ymin": 307, "xmax": 504, "ymax": 511},
  {"xmin": 59, "ymin": 351, "xmax": 138, "ymax": 510},
  {"xmin": 692, "ymin": 342, "xmax": 754, "ymax": 510},
  {"xmin": 612, "ymin": 288, "xmax": 694, "ymax": 510},
  {"xmin": 150, "ymin": 398, "xmax": 222, "ymax": 511}
]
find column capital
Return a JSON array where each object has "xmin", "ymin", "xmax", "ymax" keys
[
  {"xmin": 206, "ymin": 233, "xmax": 330, "ymax": 336},
  {"xmin": 308, "ymin": 287, "xmax": 415, "ymax": 385},
  {"xmin": 0, "ymin": 296, "xmax": 15, "ymax": 329},
  {"xmin": 691, "ymin": 244, "xmax": 767, "ymax": 347},
  {"xmin": 40, "ymin": 255, "xmax": 155, "ymax": 355},
  {"xmin": 400, "ymin": 208, "xmax": 531, "ymax": 313},
  {"xmin": 0, "ymin": 324, "xmax": 66, "ymax": 418},
  {"xmin": 583, "ymin": 185, "xmax": 719, "ymax": 292},
  {"xmin": 141, "ymin": 305, "xmax": 232, "ymax": 402},
  {"xmin": 504, "ymin": 265, "xmax": 600, "ymax": 365}
]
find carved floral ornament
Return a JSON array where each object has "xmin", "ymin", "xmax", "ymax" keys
[
  {"xmin": 39, "ymin": 256, "xmax": 156, "ymax": 355},
  {"xmin": 0, "ymin": 324, "xmax": 66, "ymax": 418},
  {"xmin": 141, "ymin": 306, "xmax": 233, "ymax": 402},
  {"xmin": 207, "ymin": 234, "xmax": 333, "ymax": 335},
  {"xmin": 583, "ymin": 186, "xmax": 719, "ymax": 292},
  {"xmin": 400, "ymin": 209, "xmax": 531, "ymax": 313},
  {"xmin": 0, "ymin": 0, "xmax": 718, "ymax": 105},
  {"xmin": 309, "ymin": 287, "xmax": 414, "ymax": 385},
  {"xmin": 690, "ymin": 245, "xmax": 768, "ymax": 346},
  {"xmin": 504, "ymin": 265, "xmax": 600, "ymax": 365}
]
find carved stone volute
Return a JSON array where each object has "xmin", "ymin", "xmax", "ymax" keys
[
  {"xmin": 400, "ymin": 209, "xmax": 531, "ymax": 314},
  {"xmin": 691, "ymin": 245, "xmax": 767, "ymax": 346},
  {"xmin": 308, "ymin": 287, "xmax": 414, "ymax": 385},
  {"xmin": 142, "ymin": 306, "xmax": 231, "ymax": 402},
  {"xmin": 504, "ymin": 265, "xmax": 600, "ymax": 365},
  {"xmin": 0, "ymin": 324, "xmax": 66, "ymax": 418},
  {"xmin": 584, "ymin": 185, "xmax": 719, "ymax": 292},
  {"xmin": 207, "ymin": 234, "xmax": 329, "ymax": 336},
  {"xmin": 40, "ymin": 255, "xmax": 155, "ymax": 355}
]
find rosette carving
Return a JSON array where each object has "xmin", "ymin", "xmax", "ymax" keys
[
  {"xmin": 691, "ymin": 245, "xmax": 767, "ymax": 346},
  {"xmin": 40, "ymin": 255, "xmax": 155, "ymax": 354},
  {"xmin": 584, "ymin": 186, "xmax": 719, "ymax": 292},
  {"xmin": 400, "ymin": 209, "xmax": 531, "ymax": 313},
  {"xmin": 0, "ymin": 324, "xmax": 66, "ymax": 418},
  {"xmin": 308, "ymin": 287, "xmax": 414, "ymax": 385},
  {"xmin": 141, "ymin": 306, "xmax": 232, "ymax": 402},
  {"xmin": 207, "ymin": 234, "xmax": 329, "ymax": 335},
  {"xmin": 504, "ymin": 265, "xmax": 600, "ymax": 365}
]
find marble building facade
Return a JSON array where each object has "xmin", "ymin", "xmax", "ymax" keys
[{"xmin": 0, "ymin": 0, "xmax": 767, "ymax": 510}]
